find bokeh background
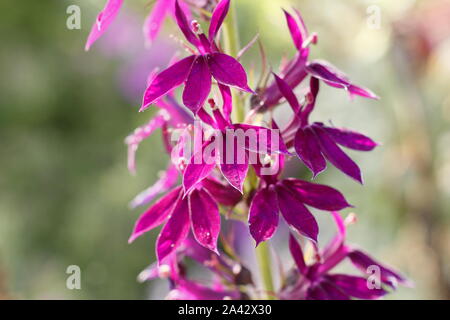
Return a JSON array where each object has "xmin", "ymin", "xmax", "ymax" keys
[{"xmin": 1, "ymin": 0, "xmax": 449, "ymax": 299}]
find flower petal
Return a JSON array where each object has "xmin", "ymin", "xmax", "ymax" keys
[
  {"xmin": 282, "ymin": 179, "xmax": 351, "ymax": 211},
  {"xmin": 130, "ymin": 164, "xmax": 179, "ymax": 208},
  {"xmin": 276, "ymin": 185, "xmax": 318, "ymax": 242},
  {"xmin": 141, "ymin": 55, "xmax": 196, "ymax": 111},
  {"xmin": 289, "ymin": 233, "xmax": 307, "ymax": 274},
  {"xmin": 125, "ymin": 114, "xmax": 166, "ymax": 174},
  {"xmin": 312, "ymin": 125, "xmax": 363, "ymax": 184},
  {"xmin": 249, "ymin": 187, "xmax": 279, "ymax": 245},
  {"xmin": 306, "ymin": 60, "xmax": 379, "ymax": 100},
  {"xmin": 182, "ymin": 57, "xmax": 212, "ymax": 114},
  {"xmin": 174, "ymin": 0, "xmax": 201, "ymax": 48},
  {"xmin": 294, "ymin": 127, "xmax": 326, "ymax": 178},
  {"xmin": 128, "ymin": 187, "xmax": 182, "ymax": 243},
  {"xmin": 219, "ymin": 84, "xmax": 232, "ymax": 122},
  {"xmin": 189, "ymin": 189, "xmax": 220, "ymax": 252},
  {"xmin": 325, "ymin": 274, "xmax": 387, "ymax": 299},
  {"xmin": 219, "ymin": 161, "xmax": 249, "ymax": 193},
  {"xmin": 183, "ymin": 142, "xmax": 217, "ymax": 194},
  {"xmin": 85, "ymin": 0, "xmax": 124, "ymax": 51},
  {"xmin": 201, "ymin": 178, "xmax": 242, "ymax": 207},
  {"xmin": 207, "ymin": 53, "xmax": 253, "ymax": 92},
  {"xmin": 156, "ymin": 196, "xmax": 191, "ymax": 263},
  {"xmin": 273, "ymin": 73, "xmax": 301, "ymax": 113},
  {"xmin": 283, "ymin": 9, "xmax": 304, "ymax": 51},
  {"xmin": 348, "ymin": 250, "xmax": 412, "ymax": 288},
  {"xmin": 143, "ymin": 0, "xmax": 171, "ymax": 44},
  {"xmin": 308, "ymin": 282, "xmax": 350, "ymax": 300},
  {"xmin": 232, "ymin": 124, "xmax": 289, "ymax": 155},
  {"xmin": 209, "ymin": 0, "xmax": 230, "ymax": 42},
  {"xmin": 323, "ymin": 126, "xmax": 378, "ymax": 151}
]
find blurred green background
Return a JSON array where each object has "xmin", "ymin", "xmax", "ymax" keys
[{"xmin": 0, "ymin": 0, "xmax": 449, "ymax": 299}]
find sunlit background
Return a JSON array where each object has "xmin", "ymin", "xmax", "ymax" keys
[{"xmin": 1, "ymin": 0, "xmax": 449, "ymax": 299}]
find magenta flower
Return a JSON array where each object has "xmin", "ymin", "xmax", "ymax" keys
[
  {"xmin": 306, "ymin": 60, "xmax": 379, "ymax": 100},
  {"xmin": 85, "ymin": 0, "xmax": 410, "ymax": 300},
  {"xmin": 138, "ymin": 236, "xmax": 243, "ymax": 300},
  {"xmin": 182, "ymin": 98, "xmax": 288, "ymax": 193},
  {"xmin": 280, "ymin": 212, "xmax": 410, "ymax": 300},
  {"xmin": 261, "ymin": 8, "xmax": 377, "ymax": 109},
  {"xmin": 141, "ymin": 0, "xmax": 253, "ymax": 114},
  {"xmin": 249, "ymin": 155, "xmax": 351, "ymax": 245},
  {"xmin": 85, "ymin": 0, "xmax": 191, "ymax": 50},
  {"xmin": 129, "ymin": 176, "xmax": 242, "ymax": 263},
  {"xmin": 85, "ymin": 0, "xmax": 124, "ymax": 51},
  {"xmin": 143, "ymin": 0, "xmax": 191, "ymax": 44},
  {"xmin": 275, "ymin": 74, "xmax": 378, "ymax": 183}
]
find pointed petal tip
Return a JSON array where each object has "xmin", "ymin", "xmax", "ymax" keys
[{"xmin": 128, "ymin": 234, "xmax": 137, "ymax": 244}]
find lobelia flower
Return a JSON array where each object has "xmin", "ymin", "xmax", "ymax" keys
[
  {"xmin": 260, "ymin": 8, "xmax": 377, "ymax": 110},
  {"xmin": 141, "ymin": 0, "xmax": 253, "ymax": 114},
  {"xmin": 279, "ymin": 212, "xmax": 410, "ymax": 300},
  {"xmin": 128, "ymin": 176, "xmax": 242, "ymax": 263},
  {"xmin": 182, "ymin": 97, "xmax": 288, "ymax": 193},
  {"xmin": 139, "ymin": 234, "xmax": 252, "ymax": 289},
  {"xmin": 85, "ymin": 0, "xmax": 191, "ymax": 51},
  {"xmin": 248, "ymin": 153, "xmax": 351, "ymax": 245},
  {"xmin": 274, "ymin": 74, "xmax": 378, "ymax": 183}
]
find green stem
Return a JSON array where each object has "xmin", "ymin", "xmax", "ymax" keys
[{"xmin": 256, "ymin": 241, "xmax": 275, "ymax": 299}]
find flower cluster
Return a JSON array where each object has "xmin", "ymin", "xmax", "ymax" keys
[{"xmin": 86, "ymin": 0, "xmax": 409, "ymax": 299}]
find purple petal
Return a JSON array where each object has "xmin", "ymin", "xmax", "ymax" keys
[
  {"xmin": 306, "ymin": 285, "xmax": 328, "ymax": 300},
  {"xmin": 219, "ymin": 84, "xmax": 232, "ymax": 122},
  {"xmin": 276, "ymin": 185, "xmax": 318, "ymax": 242},
  {"xmin": 219, "ymin": 161, "xmax": 249, "ymax": 193},
  {"xmin": 143, "ymin": 0, "xmax": 171, "ymax": 44},
  {"xmin": 323, "ymin": 126, "xmax": 378, "ymax": 151},
  {"xmin": 273, "ymin": 73, "xmax": 301, "ymax": 113},
  {"xmin": 312, "ymin": 125, "xmax": 363, "ymax": 184},
  {"xmin": 125, "ymin": 114, "xmax": 166, "ymax": 174},
  {"xmin": 141, "ymin": 55, "xmax": 196, "ymax": 111},
  {"xmin": 182, "ymin": 56, "xmax": 212, "ymax": 114},
  {"xmin": 189, "ymin": 189, "xmax": 220, "ymax": 252},
  {"xmin": 209, "ymin": 0, "xmax": 230, "ymax": 42},
  {"xmin": 219, "ymin": 138, "xmax": 249, "ymax": 192},
  {"xmin": 249, "ymin": 187, "xmax": 279, "ymax": 245},
  {"xmin": 168, "ymin": 279, "xmax": 239, "ymax": 300},
  {"xmin": 85, "ymin": 0, "xmax": 124, "ymax": 51},
  {"xmin": 326, "ymin": 274, "xmax": 387, "ymax": 299},
  {"xmin": 130, "ymin": 164, "xmax": 179, "ymax": 208},
  {"xmin": 283, "ymin": 9, "xmax": 304, "ymax": 51},
  {"xmin": 128, "ymin": 187, "xmax": 182, "ymax": 243},
  {"xmin": 348, "ymin": 250, "xmax": 411, "ymax": 288},
  {"xmin": 306, "ymin": 60, "xmax": 379, "ymax": 100},
  {"xmin": 201, "ymin": 178, "xmax": 242, "ymax": 207},
  {"xmin": 289, "ymin": 233, "xmax": 307, "ymax": 274},
  {"xmin": 348, "ymin": 84, "xmax": 379, "ymax": 100},
  {"xmin": 282, "ymin": 179, "xmax": 351, "ymax": 211},
  {"xmin": 294, "ymin": 127, "xmax": 327, "ymax": 178},
  {"xmin": 232, "ymin": 124, "xmax": 289, "ymax": 155},
  {"xmin": 174, "ymin": 0, "xmax": 201, "ymax": 48},
  {"xmin": 207, "ymin": 53, "xmax": 253, "ymax": 92},
  {"xmin": 322, "ymin": 282, "xmax": 351, "ymax": 300},
  {"xmin": 183, "ymin": 142, "xmax": 217, "ymax": 194},
  {"xmin": 308, "ymin": 282, "xmax": 350, "ymax": 300},
  {"xmin": 156, "ymin": 196, "xmax": 191, "ymax": 263}
]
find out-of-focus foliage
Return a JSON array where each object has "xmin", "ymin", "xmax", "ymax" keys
[{"xmin": 0, "ymin": 0, "xmax": 449, "ymax": 299}]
